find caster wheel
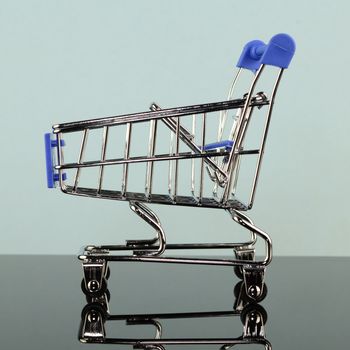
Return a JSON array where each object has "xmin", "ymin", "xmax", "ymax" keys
[
  {"xmin": 240, "ymin": 303, "xmax": 268, "ymax": 325},
  {"xmin": 243, "ymin": 283, "xmax": 268, "ymax": 303},
  {"xmin": 235, "ymin": 281, "xmax": 268, "ymax": 303},
  {"xmin": 81, "ymin": 302, "xmax": 108, "ymax": 322},
  {"xmin": 81, "ymin": 278, "xmax": 108, "ymax": 298}
]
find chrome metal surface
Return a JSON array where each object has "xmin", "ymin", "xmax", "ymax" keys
[
  {"xmin": 53, "ymin": 98, "xmax": 268, "ymax": 133},
  {"xmin": 248, "ymin": 69, "xmax": 284, "ymax": 208},
  {"xmin": 48, "ymin": 55, "xmax": 288, "ymax": 303},
  {"xmin": 128, "ymin": 201, "xmax": 166, "ymax": 256},
  {"xmin": 73, "ymin": 129, "xmax": 89, "ymax": 191},
  {"xmin": 221, "ymin": 65, "xmax": 265, "ymax": 203},
  {"xmin": 199, "ymin": 113, "xmax": 206, "ymax": 201},
  {"xmin": 145, "ymin": 118, "xmax": 158, "ymax": 198},
  {"xmin": 122, "ymin": 122, "xmax": 132, "ymax": 196},
  {"xmin": 79, "ymin": 278, "xmax": 270, "ymax": 349},
  {"xmin": 98, "ymin": 126, "xmax": 109, "ymax": 193}
]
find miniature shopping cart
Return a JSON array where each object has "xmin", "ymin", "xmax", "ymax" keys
[{"xmin": 45, "ymin": 33, "xmax": 295, "ymax": 302}]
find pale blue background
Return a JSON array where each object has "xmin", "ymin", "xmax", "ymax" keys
[{"xmin": 1, "ymin": 0, "xmax": 349, "ymax": 255}]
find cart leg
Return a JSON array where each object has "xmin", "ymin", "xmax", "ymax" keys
[
  {"xmin": 233, "ymin": 246, "xmax": 255, "ymax": 279},
  {"xmin": 126, "ymin": 201, "xmax": 166, "ymax": 256},
  {"xmin": 230, "ymin": 210, "xmax": 272, "ymax": 301}
]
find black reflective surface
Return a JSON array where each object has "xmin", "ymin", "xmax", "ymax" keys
[{"xmin": 0, "ymin": 256, "xmax": 349, "ymax": 349}]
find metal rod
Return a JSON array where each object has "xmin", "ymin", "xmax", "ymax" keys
[
  {"xmin": 222, "ymin": 65, "xmax": 265, "ymax": 203},
  {"xmin": 92, "ymin": 241, "xmax": 256, "ymax": 251},
  {"xmin": 173, "ymin": 117, "xmax": 180, "ymax": 198},
  {"xmin": 121, "ymin": 123, "xmax": 132, "ymax": 195},
  {"xmin": 162, "ymin": 116, "xmax": 227, "ymax": 179},
  {"xmin": 81, "ymin": 253, "xmax": 269, "ymax": 267},
  {"xmin": 57, "ymin": 150, "xmax": 231, "ymax": 170},
  {"xmin": 168, "ymin": 129, "xmax": 174, "ymax": 195},
  {"xmin": 56, "ymin": 132, "xmax": 66, "ymax": 191},
  {"xmin": 217, "ymin": 68, "xmax": 242, "ymax": 142},
  {"xmin": 226, "ymin": 106, "xmax": 254, "ymax": 198},
  {"xmin": 145, "ymin": 119, "xmax": 158, "ymax": 197},
  {"xmin": 199, "ymin": 113, "xmax": 206, "ymax": 201},
  {"xmin": 73, "ymin": 129, "xmax": 89, "ymax": 191},
  {"xmin": 53, "ymin": 98, "xmax": 268, "ymax": 134},
  {"xmin": 248, "ymin": 69, "xmax": 284, "ymax": 208},
  {"xmin": 191, "ymin": 114, "xmax": 196, "ymax": 195},
  {"xmin": 129, "ymin": 201, "xmax": 166, "ymax": 256},
  {"xmin": 109, "ymin": 309, "xmax": 240, "ymax": 321},
  {"xmin": 98, "ymin": 126, "xmax": 109, "ymax": 193},
  {"xmin": 95, "ymin": 338, "xmax": 270, "ymax": 348}
]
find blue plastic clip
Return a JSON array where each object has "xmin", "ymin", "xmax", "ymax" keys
[
  {"xmin": 202, "ymin": 140, "xmax": 234, "ymax": 152},
  {"xmin": 237, "ymin": 33, "xmax": 296, "ymax": 72},
  {"xmin": 44, "ymin": 133, "xmax": 67, "ymax": 188},
  {"xmin": 202, "ymin": 140, "xmax": 234, "ymax": 164}
]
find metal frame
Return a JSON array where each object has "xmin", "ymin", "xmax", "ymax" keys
[{"xmin": 47, "ymin": 58, "xmax": 286, "ymax": 301}]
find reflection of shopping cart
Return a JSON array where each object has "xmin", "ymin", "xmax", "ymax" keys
[
  {"xmin": 45, "ymin": 34, "xmax": 295, "ymax": 301},
  {"xmin": 79, "ymin": 280, "xmax": 270, "ymax": 349}
]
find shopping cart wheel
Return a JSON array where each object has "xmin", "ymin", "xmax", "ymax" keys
[
  {"xmin": 81, "ymin": 277, "xmax": 108, "ymax": 298},
  {"xmin": 81, "ymin": 302, "xmax": 108, "ymax": 323},
  {"xmin": 245, "ymin": 283, "xmax": 267, "ymax": 303},
  {"xmin": 241, "ymin": 303, "xmax": 267, "ymax": 331},
  {"xmin": 234, "ymin": 280, "xmax": 267, "ymax": 303}
]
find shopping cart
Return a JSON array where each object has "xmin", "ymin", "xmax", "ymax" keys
[{"xmin": 44, "ymin": 33, "xmax": 295, "ymax": 301}]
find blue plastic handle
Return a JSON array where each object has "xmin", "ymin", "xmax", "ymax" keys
[
  {"xmin": 44, "ymin": 133, "xmax": 66, "ymax": 188},
  {"xmin": 237, "ymin": 33, "xmax": 296, "ymax": 72}
]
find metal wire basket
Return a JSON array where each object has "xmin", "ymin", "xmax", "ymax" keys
[{"xmin": 45, "ymin": 33, "xmax": 295, "ymax": 301}]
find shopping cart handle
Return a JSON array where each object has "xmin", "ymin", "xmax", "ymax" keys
[
  {"xmin": 237, "ymin": 33, "xmax": 296, "ymax": 72},
  {"xmin": 44, "ymin": 133, "xmax": 66, "ymax": 188}
]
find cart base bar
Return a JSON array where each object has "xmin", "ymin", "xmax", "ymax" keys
[{"xmin": 64, "ymin": 186, "xmax": 249, "ymax": 211}]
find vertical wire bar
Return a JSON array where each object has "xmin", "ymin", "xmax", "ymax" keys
[
  {"xmin": 97, "ymin": 126, "xmax": 109, "ymax": 193},
  {"xmin": 248, "ymin": 69, "xmax": 284, "ymax": 208},
  {"xmin": 56, "ymin": 132, "xmax": 66, "ymax": 190},
  {"xmin": 212, "ymin": 69, "xmax": 241, "ymax": 198},
  {"xmin": 222, "ymin": 65, "xmax": 265, "ymax": 204},
  {"xmin": 191, "ymin": 114, "xmax": 196, "ymax": 196},
  {"xmin": 73, "ymin": 129, "xmax": 89, "ymax": 191},
  {"xmin": 226, "ymin": 106, "xmax": 254, "ymax": 199},
  {"xmin": 217, "ymin": 68, "xmax": 241, "ymax": 142},
  {"xmin": 121, "ymin": 123, "xmax": 132, "ymax": 196},
  {"xmin": 227, "ymin": 107, "xmax": 244, "ymax": 196},
  {"xmin": 199, "ymin": 113, "xmax": 206, "ymax": 201},
  {"xmin": 145, "ymin": 119, "xmax": 158, "ymax": 197},
  {"xmin": 173, "ymin": 116, "xmax": 180, "ymax": 198},
  {"xmin": 231, "ymin": 155, "xmax": 241, "ymax": 196},
  {"xmin": 168, "ymin": 129, "xmax": 174, "ymax": 195}
]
